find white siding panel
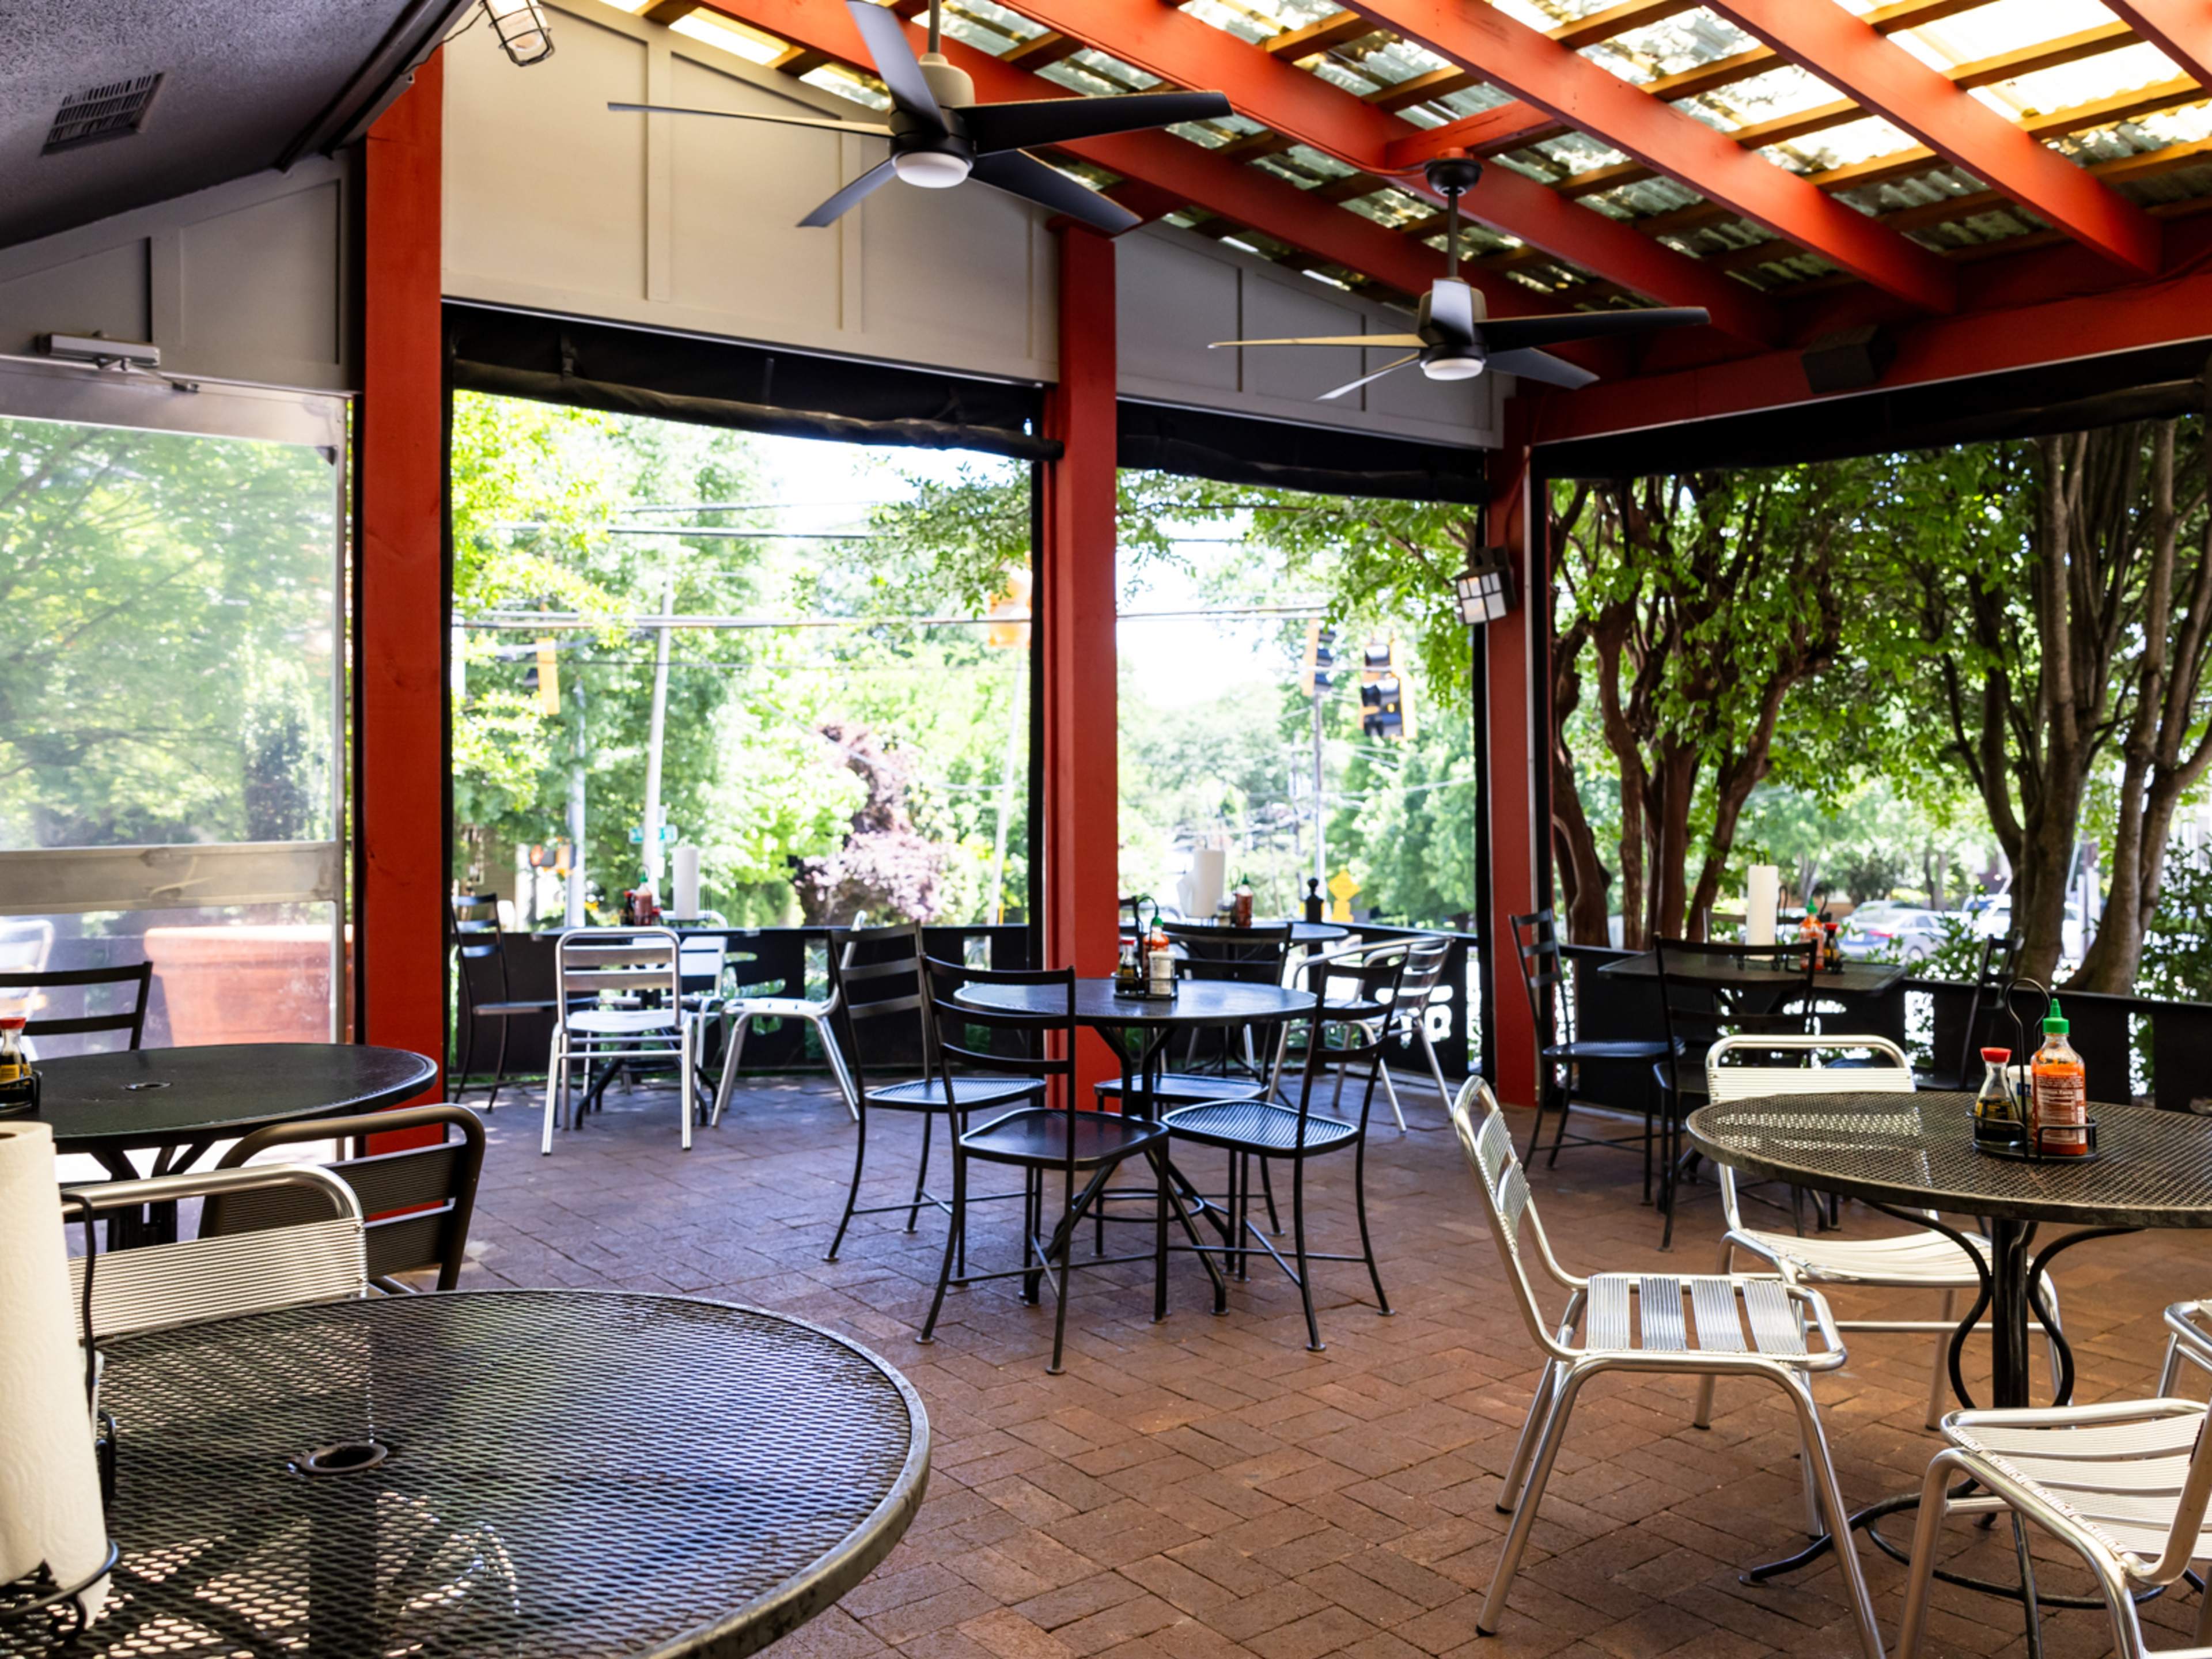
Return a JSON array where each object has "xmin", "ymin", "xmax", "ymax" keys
[
  {"xmin": 1116, "ymin": 232, "xmax": 1237, "ymax": 392},
  {"xmin": 0, "ymin": 244, "xmax": 150, "ymax": 357},
  {"xmin": 179, "ymin": 180, "xmax": 343, "ymax": 376},
  {"xmin": 1239, "ymin": 280, "xmax": 1370, "ymax": 404}
]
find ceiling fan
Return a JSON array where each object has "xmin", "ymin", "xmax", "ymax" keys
[
  {"xmin": 1210, "ymin": 152, "xmax": 1710, "ymax": 398},
  {"xmin": 612, "ymin": 0, "xmax": 1231, "ymax": 233}
]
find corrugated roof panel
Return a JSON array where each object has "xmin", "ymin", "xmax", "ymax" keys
[
  {"xmin": 942, "ymin": 0, "xmax": 1045, "ymax": 52},
  {"xmin": 1762, "ymin": 112, "xmax": 1921, "ymax": 172},
  {"xmin": 1037, "ymin": 47, "xmax": 1158, "ymax": 96},
  {"xmin": 1585, "ymin": 8, "xmax": 1760, "ymax": 83},
  {"xmin": 1977, "ymin": 42, "xmax": 2185, "ymax": 122},
  {"xmin": 1584, "ymin": 175, "xmax": 1707, "ymax": 217}
]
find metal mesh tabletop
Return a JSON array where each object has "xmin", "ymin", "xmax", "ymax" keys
[
  {"xmin": 1687, "ymin": 1092, "xmax": 2212, "ymax": 1228},
  {"xmin": 14, "ymin": 1290, "xmax": 927, "ymax": 1659},
  {"xmin": 960, "ymin": 978, "xmax": 1315, "ymax": 1029}
]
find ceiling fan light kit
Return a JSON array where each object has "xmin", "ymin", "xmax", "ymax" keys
[
  {"xmin": 1207, "ymin": 150, "xmax": 1711, "ymax": 399},
  {"xmin": 612, "ymin": 0, "xmax": 1230, "ymax": 233}
]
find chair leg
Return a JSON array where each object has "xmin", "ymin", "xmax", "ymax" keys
[
  {"xmin": 1927, "ymin": 1287, "xmax": 1958, "ymax": 1430},
  {"xmin": 906, "ymin": 1112, "xmax": 933, "ymax": 1233},
  {"xmin": 918, "ymin": 1146, "xmax": 964, "ymax": 1344},
  {"xmin": 1895, "ymin": 1449, "xmax": 1965, "ymax": 1659},
  {"xmin": 454, "ymin": 1016, "xmax": 475, "ymax": 1105},
  {"xmin": 1259, "ymin": 1156, "xmax": 1281, "ymax": 1233},
  {"xmin": 679, "ymin": 1022, "xmax": 695, "ymax": 1151},
  {"xmin": 1049, "ymin": 1167, "xmax": 1078, "ymax": 1375},
  {"xmin": 1479, "ymin": 1361, "xmax": 1592, "ymax": 1637},
  {"xmin": 1521, "ymin": 1069, "xmax": 1550, "ymax": 1165},
  {"xmin": 540, "ymin": 1033, "xmax": 563, "ymax": 1156},
  {"xmin": 1545, "ymin": 1078, "xmax": 1573, "ymax": 1168},
  {"xmin": 1379, "ymin": 1063, "xmax": 1406, "ymax": 1133},
  {"xmin": 1418, "ymin": 1026, "xmax": 1451, "ymax": 1109},
  {"xmin": 1353, "ymin": 1131, "xmax": 1389, "ymax": 1316},
  {"xmin": 1778, "ymin": 1370, "xmax": 1884, "ymax": 1659},
  {"xmin": 825, "ymin": 1106, "xmax": 868, "ymax": 1262},
  {"xmin": 1293, "ymin": 1157, "xmax": 1322, "ymax": 1353},
  {"xmin": 810, "ymin": 1013, "xmax": 859, "ymax": 1122},
  {"xmin": 710, "ymin": 1014, "xmax": 751, "ymax": 1128},
  {"xmin": 1497, "ymin": 1358, "xmax": 1559, "ymax": 1514},
  {"xmin": 486, "ymin": 1020, "xmax": 511, "ymax": 1113},
  {"xmin": 2040, "ymin": 1274, "xmax": 2065, "ymax": 1399},
  {"xmin": 1151, "ymin": 1146, "xmax": 1169, "ymax": 1323}
]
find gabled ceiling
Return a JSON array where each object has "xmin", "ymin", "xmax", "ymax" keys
[{"xmin": 0, "ymin": 0, "xmax": 474, "ymax": 250}]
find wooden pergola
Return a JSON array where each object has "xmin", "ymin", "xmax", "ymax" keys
[{"xmin": 353, "ymin": 0, "xmax": 2212, "ymax": 1103}]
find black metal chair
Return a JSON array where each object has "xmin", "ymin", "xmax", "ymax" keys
[
  {"xmin": 0, "ymin": 961, "xmax": 153, "ymax": 1054},
  {"xmin": 1162, "ymin": 943, "xmax": 1407, "ymax": 1352},
  {"xmin": 824, "ymin": 922, "xmax": 1040, "ymax": 1263},
  {"xmin": 1092, "ymin": 921, "xmax": 1293, "ymax": 1116},
  {"xmin": 1919, "ymin": 933, "xmax": 2020, "ymax": 1090},
  {"xmin": 1652, "ymin": 936, "xmax": 1819, "ymax": 1248},
  {"xmin": 450, "ymin": 893, "xmax": 558, "ymax": 1111},
  {"xmin": 1510, "ymin": 910, "xmax": 1668, "ymax": 1187},
  {"xmin": 918, "ymin": 957, "xmax": 1215, "ymax": 1374},
  {"xmin": 207, "ymin": 1103, "xmax": 486, "ymax": 1293}
]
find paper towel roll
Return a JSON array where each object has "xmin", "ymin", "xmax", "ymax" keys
[
  {"xmin": 1189, "ymin": 847, "xmax": 1227, "ymax": 918},
  {"xmin": 0, "ymin": 1122, "xmax": 109, "ymax": 1618},
  {"xmin": 1745, "ymin": 866, "xmax": 1779, "ymax": 945},
  {"xmin": 672, "ymin": 844, "xmax": 702, "ymax": 920}
]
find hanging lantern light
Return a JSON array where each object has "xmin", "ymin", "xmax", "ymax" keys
[
  {"xmin": 1454, "ymin": 546, "xmax": 1517, "ymax": 627},
  {"xmin": 482, "ymin": 0, "xmax": 555, "ymax": 65}
]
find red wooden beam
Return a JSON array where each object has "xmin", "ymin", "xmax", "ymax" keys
[
  {"xmin": 998, "ymin": 0, "xmax": 1781, "ymax": 343},
  {"xmin": 1346, "ymin": 0, "xmax": 1957, "ymax": 313},
  {"xmin": 2101, "ymin": 0, "xmax": 2212, "ymax": 85},
  {"xmin": 1482, "ymin": 408, "xmax": 1541, "ymax": 1112},
  {"xmin": 1703, "ymin": 0, "xmax": 2162, "ymax": 275},
  {"xmin": 1039, "ymin": 226, "xmax": 1121, "ymax": 1096},
  {"xmin": 358, "ymin": 50, "xmax": 449, "ymax": 1116}
]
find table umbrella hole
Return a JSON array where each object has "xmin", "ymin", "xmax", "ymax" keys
[
  {"xmin": 120, "ymin": 1081, "xmax": 170, "ymax": 1092},
  {"xmin": 293, "ymin": 1439, "xmax": 389, "ymax": 1476}
]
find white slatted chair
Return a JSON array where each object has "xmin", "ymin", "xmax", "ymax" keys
[
  {"xmin": 62, "ymin": 1165, "xmax": 366, "ymax": 1338},
  {"xmin": 1897, "ymin": 1299, "xmax": 2212, "ymax": 1659},
  {"xmin": 1704, "ymin": 1032, "xmax": 2061, "ymax": 1430},
  {"xmin": 710, "ymin": 979, "xmax": 857, "ymax": 1124},
  {"xmin": 1448, "ymin": 1079, "xmax": 1884, "ymax": 1659},
  {"xmin": 541, "ymin": 927, "xmax": 696, "ymax": 1154}
]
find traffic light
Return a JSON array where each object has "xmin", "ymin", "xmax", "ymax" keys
[
  {"xmin": 1360, "ymin": 637, "xmax": 1415, "ymax": 740},
  {"xmin": 532, "ymin": 637, "xmax": 560, "ymax": 715},
  {"xmin": 1300, "ymin": 621, "xmax": 1339, "ymax": 698}
]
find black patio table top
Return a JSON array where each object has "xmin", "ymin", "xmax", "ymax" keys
[
  {"xmin": 29, "ymin": 1043, "xmax": 437, "ymax": 1160},
  {"xmin": 31, "ymin": 1289, "xmax": 928, "ymax": 1659},
  {"xmin": 957, "ymin": 976, "xmax": 1316, "ymax": 1031},
  {"xmin": 1597, "ymin": 951, "xmax": 1908, "ymax": 998}
]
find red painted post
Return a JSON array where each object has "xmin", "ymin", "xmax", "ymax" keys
[
  {"xmin": 358, "ymin": 51, "xmax": 449, "ymax": 1122},
  {"xmin": 1039, "ymin": 225, "xmax": 1120, "ymax": 1099},
  {"xmin": 1483, "ymin": 421, "xmax": 1541, "ymax": 1111}
]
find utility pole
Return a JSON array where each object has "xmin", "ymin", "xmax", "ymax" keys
[
  {"xmin": 1300, "ymin": 622, "xmax": 1338, "ymax": 892},
  {"xmin": 1311, "ymin": 687, "xmax": 1325, "ymax": 889},
  {"xmin": 639, "ymin": 563, "xmax": 677, "ymax": 895},
  {"xmin": 565, "ymin": 679, "xmax": 588, "ymax": 927}
]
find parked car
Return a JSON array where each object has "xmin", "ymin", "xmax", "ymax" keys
[
  {"xmin": 1838, "ymin": 906, "xmax": 1950, "ymax": 963},
  {"xmin": 1971, "ymin": 893, "xmax": 2086, "ymax": 961}
]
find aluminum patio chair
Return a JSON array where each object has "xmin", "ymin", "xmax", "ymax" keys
[
  {"xmin": 541, "ymin": 927, "xmax": 696, "ymax": 1154},
  {"xmin": 710, "ymin": 960, "xmax": 858, "ymax": 1124},
  {"xmin": 1703, "ymin": 1032, "xmax": 2064, "ymax": 1431},
  {"xmin": 62, "ymin": 1164, "xmax": 367, "ymax": 1338},
  {"xmin": 1448, "ymin": 1078, "xmax": 1884, "ymax": 1659},
  {"xmin": 1896, "ymin": 1298, "xmax": 2212, "ymax": 1659}
]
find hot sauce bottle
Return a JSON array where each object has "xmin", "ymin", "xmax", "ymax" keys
[{"xmin": 2031, "ymin": 1002, "xmax": 2088, "ymax": 1156}]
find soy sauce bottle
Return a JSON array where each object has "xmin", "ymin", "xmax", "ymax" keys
[{"xmin": 0, "ymin": 1014, "xmax": 39, "ymax": 1116}]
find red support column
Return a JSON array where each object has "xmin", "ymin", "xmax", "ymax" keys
[
  {"xmin": 1483, "ymin": 415, "xmax": 1542, "ymax": 1110},
  {"xmin": 358, "ymin": 51, "xmax": 448, "ymax": 1110},
  {"xmin": 1038, "ymin": 226, "xmax": 1120, "ymax": 1095}
]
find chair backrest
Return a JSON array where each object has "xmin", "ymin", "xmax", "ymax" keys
[
  {"xmin": 1162, "ymin": 921, "xmax": 1293, "ymax": 985},
  {"xmin": 1947, "ymin": 934, "xmax": 2020, "ymax": 1084},
  {"xmin": 677, "ymin": 934, "xmax": 725, "ymax": 993},
  {"xmin": 1705, "ymin": 1032, "xmax": 1914, "ymax": 1229},
  {"xmin": 62, "ymin": 1165, "xmax": 366, "ymax": 1338},
  {"xmin": 1509, "ymin": 910, "xmax": 1569, "ymax": 1046},
  {"xmin": 1290, "ymin": 945, "xmax": 1412, "ymax": 1122},
  {"xmin": 206, "ymin": 1103, "xmax": 486, "ymax": 1291},
  {"xmin": 1448, "ymin": 1079, "xmax": 1580, "ymax": 1362},
  {"xmin": 0, "ymin": 962, "xmax": 153, "ymax": 1052},
  {"xmin": 922, "ymin": 956, "xmax": 1075, "ymax": 1114},
  {"xmin": 1392, "ymin": 935, "xmax": 1452, "ymax": 1036},
  {"xmin": 555, "ymin": 928, "xmax": 680, "ymax": 1013},
  {"xmin": 1654, "ymin": 937, "xmax": 1817, "ymax": 1095},
  {"xmin": 831, "ymin": 921, "xmax": 935, "ymax": 1093}
]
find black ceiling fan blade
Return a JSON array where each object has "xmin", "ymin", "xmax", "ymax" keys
[
  {"xmin": 608, "ymin": 102, "xmax": 893, "ymax": 137},
  {"xmin": 1487, "ymin": 348, "xmax": 1600, "ymax": 390},
  {"xmin": 798, "ymin": 157, "xmax": 900, "ymax": 227},
  {"xmin": 1318, "ymin": 353, "xmax": 1420, "ymax": 402},
  {"xmin": 969, "ymin": 150, "xmax": 1139, "ymax": 234},
  {"xmin": 1477, "ymin": 306, "xmax": 1709, "ymax": 354},
  {"xmin": 963, "ymin": 91, "xmax": 1233, "ymax": 155},
  {"xmin": 845, "ymin": 0, "xmax": 947, "ymax": 131}
]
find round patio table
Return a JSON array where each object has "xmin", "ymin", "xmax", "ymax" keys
[
  {"xmin": 1687, "ymin": 1090, "xmax": 2212, "ymax": 1630},
  {"xmin": 29, "ymin": 1043, "xmax": 437, "ymax": 1245},
  {"xmin": 27, "ymin": 1290, "xmax": 928, "ymax": 1659}
]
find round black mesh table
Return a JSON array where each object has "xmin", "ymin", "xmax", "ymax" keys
[
  {"xmin": 1687, "ymin": 1092, "xmax": 2212, "ymax": 1408},
  {"xmin": 960, "ymin": 978, "xmax": 1316, "ymax": 1032},
  {"xmin": 36, "ymin": 1290, "xmax": 927, "ymax": 1659}
]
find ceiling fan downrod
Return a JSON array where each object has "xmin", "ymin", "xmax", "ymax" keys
[{"xmin": 1424, "ymin": 148, "xmax": 1482, "ymax": 284}]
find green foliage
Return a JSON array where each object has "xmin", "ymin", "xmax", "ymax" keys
[
  {"xmin": 2141, "ymin": 843, "xmax": 2212, "ymax": 1002},
  {"xmin": 0, "ymin": 415, "xmax": 337, "ymax": 850}
]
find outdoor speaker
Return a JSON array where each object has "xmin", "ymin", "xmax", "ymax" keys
[{"xmin": 1801, "ymin": 325, "xmax": 1895, "ymax": 395}]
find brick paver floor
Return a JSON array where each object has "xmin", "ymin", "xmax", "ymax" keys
[{"xmin": 456, "ymin": 1074, "xmax": 2212, "ymax": 1658}]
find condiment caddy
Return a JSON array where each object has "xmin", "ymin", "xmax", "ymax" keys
[
  {"xmin": 1970, "ymin": 976, "xmax": 2097, "ymax": 1162},
  {"xmin": 1113, "ymin": 898, "xmax": 1179, "ymax": 1001}
]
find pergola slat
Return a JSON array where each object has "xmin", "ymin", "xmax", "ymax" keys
[
  {"xmin": 2101, "ymin": 0, "xmax": 2212, "ymax": 88},
  {"xmin": 1342, "ymin": 0, "xmax": 1957, "ymax": 312},
  {"xmin": 1703, "ymin": 0, "xmax": 2162, "ymax": 275}
]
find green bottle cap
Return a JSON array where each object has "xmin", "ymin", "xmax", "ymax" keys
[{"xmin": 2043, "ymin": 999, "xmax": 2069, "ymax": 1035}]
